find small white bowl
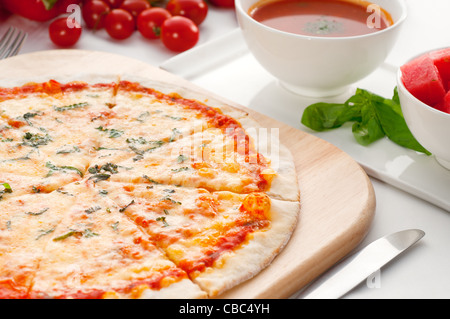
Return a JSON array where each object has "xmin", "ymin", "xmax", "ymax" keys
[
  {"xmin": 235, "ymin": 0, "xmax": 407, "ymax": 97},
  {"xmin": 397, "ymin": 50, "xmax": 450, "ymax": 170}
]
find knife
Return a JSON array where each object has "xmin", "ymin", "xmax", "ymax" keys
[{"xmin": 295, "ymin": 229, "xmax": 425, "ymax": 299}]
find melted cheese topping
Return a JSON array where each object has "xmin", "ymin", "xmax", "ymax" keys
[{"xmin": 0, "ymin": 80, "xmax": 275, "ymax": 299}]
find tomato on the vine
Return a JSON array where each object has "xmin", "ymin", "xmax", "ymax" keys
[
  {"xmin": 160, "ymin": 16, "xmax": 199, "ymax": 52},
  {"xmin": 82, "ymin": 0, "xmax": 111, "ymax": 29},
  {"xmin": 165, "ymin": 0, "xmax": 208, "ymax": 26},
  {"xmin": 104, "ymin": 8, "xmax": 135, "ymax": 40},
  {"xmin": 120, "ymin": 0, "xmax": 151, "ymax": 21},
  {"xmin": 137, "ymin": 8, "xmax": 171, "ymax": 39},
  {"xmin": 49, "ymin": 16, "xmax": 82, "ymax": 47}
]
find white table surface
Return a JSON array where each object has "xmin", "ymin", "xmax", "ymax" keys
[{"xmin": 1, "ymin": 0, "xmax": 449, "ymax": 299}]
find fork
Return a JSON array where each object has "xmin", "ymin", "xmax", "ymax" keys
[{"xmin": 0, "ymin": 27, "xmax": 27, "ymax": 60}]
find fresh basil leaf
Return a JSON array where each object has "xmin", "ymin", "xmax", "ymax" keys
[
  {"xmin": 301, "ymin": 102, "xmax": 359, "ymax": 131},
  {"xmin": 392, "ymin": 86, "xmax": 400, "ymax": 105},
  {"xmin": 374, "ymin": 96, "xmax": 431, "ymax": 155},
  {"xmin": 301, "ymin": 86, "xmax": 431, "ymax": 155},
  {"xmin": 352, "ymin": 92, "xmax": 385, "ymax": 145},
  {"xmin": 352, "ymin": 116, "xmax": 385, "ymax": 146}
]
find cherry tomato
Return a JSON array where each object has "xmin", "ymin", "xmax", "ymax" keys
[
  {"xmin": 102, "ymin": 0, "xmax": 125, "ymax": 8},
  {"xmin": 104, "ymin": 8, "xmax": 135, "ymax": 40},
  {"xmin": 160, "ymin": 16, "xmax": 199, "ymax": 52},
  {"xmin": 166, "ymin": 0, "xmax": 208, "ymax": 26},
  {"xmin": 137, "ymin": 8, "xmax": 171, "ymax": 39},
  {"xmin": 120, "ymin": 0, "xmax": 151, "ymax": 21},
  {"xmin": 49, "ymin": 17, "xmax": 82, "ymax": 47},
  {"xmin": 82, "ymin": 0, "xmax": 111, "ymax": 29},
  {"xmin": 3, "ymin": 0, "xmax": 60, "ymax": 21},
  {"xmin": 56, "ymin": 0, "xmax": 83, "ymax": 14},
  {"xmin": 208, "ymin": 0, "xmax": 234, "ymax": 8}
]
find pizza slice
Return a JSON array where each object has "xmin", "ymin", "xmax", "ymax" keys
[
  {"xmin": 97, "ymin": 181, "xmax": 299, "ymax": 297},
  {"xmin": 0, "ymin": 79, "xmax": 116, "ymax": 121},
  {"xmin": 0, "ymin": 191, "xmax": 75, "ymax": 298},
  {"xmin": 0, "ymin": 115, "xmax": 87, "ymax": 196},
  {"xmin": 83, "ymin": 79, "xmax": 276, "ymax": 194},
  {"xmin": 29, "ymin": 180, "xmax": 206, "ymax": 299},
  {"xmin": 0, "ymin": 80, "xmax": 118, "ymax": 195},
  {"xmin": 95, "ymin": 126, "xmax": 275, "ymax": 195},
  {"xmin": 0, "ymin": 127, "xmax": 85, "ymax": 195},
  {"xmin": 83, "ymin": 81, "xmax": 210, "ymax": 166}
]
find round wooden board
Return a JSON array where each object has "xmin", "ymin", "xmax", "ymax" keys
[{"xmin": 0, "ymin": 50, "xmax": 376, "ymax": 299}]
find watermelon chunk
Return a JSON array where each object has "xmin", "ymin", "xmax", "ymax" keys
[
  {"xmin": 434, "ymin": 90, "xmax": 450, "ymax": 114},
  {"xmin": 401, "ymin": 54, "xmax": 446, "ymax": 106},
  {"xmin": 430, "ymin": 48, "xmax": 450, "ymax": 90}
]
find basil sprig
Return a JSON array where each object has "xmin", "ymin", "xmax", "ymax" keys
[{"xmin": 301, "ymin": 87, "xmax": 431, "ymax": 155}]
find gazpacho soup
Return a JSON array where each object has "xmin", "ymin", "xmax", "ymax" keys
[{"xmin": 248, "ymin": 0, "xmax": 394, "ymax": 37}]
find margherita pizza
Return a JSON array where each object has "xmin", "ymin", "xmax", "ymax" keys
[{"xmin": 0, "ymin": 76, "xmax": 300, "ymax": 299}]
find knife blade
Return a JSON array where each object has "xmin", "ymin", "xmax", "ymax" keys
[{"xmin": 295, "ymin": 229, "xmax": 425, "ymax": 299}]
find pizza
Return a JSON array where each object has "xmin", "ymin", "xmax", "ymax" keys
[{"xmin": 0, "ymin": 75, "xmax": 300, "ymax": 299}]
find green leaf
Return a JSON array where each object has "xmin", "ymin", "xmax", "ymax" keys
[
  {"xmin": 392, "ymin": 86, "xmax": 400, "ymax": 105},
  {"xmin": 41, "ymin": 0, "xmax": 59, "ymax": 10},
  {"xmin": 374, "ymin": 95, "xmax": 431, "ymax": 155},
  {"xmin": 1, "ymin": 183, "xmax": 12, "ymax": 193},
  {"xmin": 352, "ymin": 117, "xmax": 385, "ymax": 146},
  {"xmin": 46, "ymin": 161, "xmax": 84, "ymax": 177},
  {"xmin": 300, "ymin": 87, "xmax": 431, "ymax": 155},
  {"xmin": 53, "ymin": 230, "xmax": 81, "ymax": 241},
  {"xmin": 348, "ymin": 90, "xmax": 385, "ymax": 145},
  {"xmin": 0, "ymin": 183, "xmax": 12, "ymax": 201},
  {"xmin": 88, "ymin": 173, "xmax": 111, "ymax": 183},
  {"xmin": 54, "ymin": 102, "xmax": 88, "ymax": 112},
  {"xmin": 96, "ymin": 126, "xmax": 124, "ymax": 138},
  {"xmin": 22, "ymin": 132, "xmax": 51, "ymax": 148},
  {"xmin": 301, "ymin": 102, "xmax": 360, "ymax": 131}
]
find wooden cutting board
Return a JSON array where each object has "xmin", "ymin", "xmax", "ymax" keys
[{"xmin": 0, "ymin": 50, "xmax": 376, "ymax": 299}]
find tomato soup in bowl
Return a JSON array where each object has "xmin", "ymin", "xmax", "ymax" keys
[
  {"xmin": 235, "ymin": 0, "xmax": 407, "ymax": 97},
  {"xmin": 249, "ymin": 0, "xmax": 394, "ymax": 37}
]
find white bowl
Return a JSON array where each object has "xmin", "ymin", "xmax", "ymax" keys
[
  {"xmin": 397, "ymin": 50, "xmax": 450, "ymax": 170},
  {"xmin": 235, "ymin": 0, "xmax": 407, "ymax": 97}
]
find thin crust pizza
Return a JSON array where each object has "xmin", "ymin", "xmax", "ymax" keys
[{"xmin": 0, "ymin": 76, "xmax": 300, "ymax": 299}]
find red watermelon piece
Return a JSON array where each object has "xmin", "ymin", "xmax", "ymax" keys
[
  {"xmin": 434, "ymin": 90, "xmax": 450, "ymax": 114},
  {"xmin": 401, "ymin": 54, "xmax": 446, "ymax": 106},
  {"xmin": 430, "ymin": 48, "xmax": 450, "ymax": 90}
]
